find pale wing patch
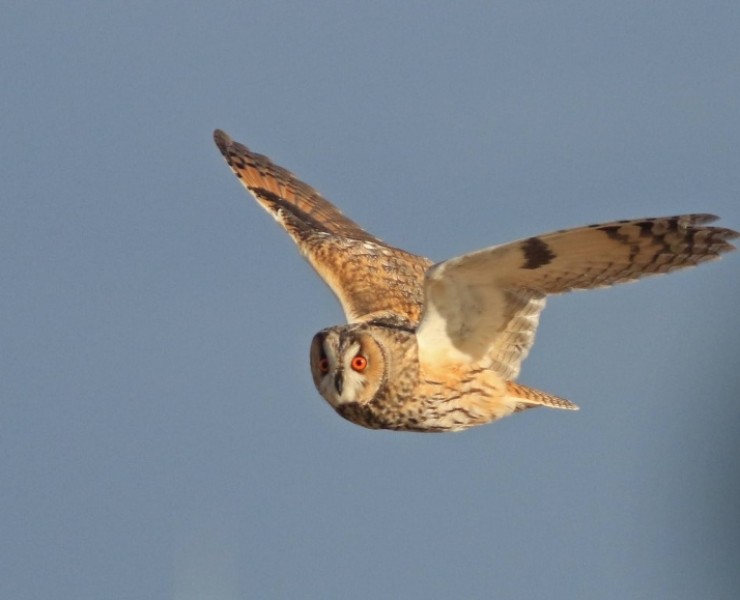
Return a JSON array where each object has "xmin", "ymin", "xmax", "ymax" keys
[
  {"xmin": 417, "ymin": 245, "xmax": 547, "ymax": 379},
  {"xmin": 414, "ymin": 273, "xmax": 490, "ymax": 368}
]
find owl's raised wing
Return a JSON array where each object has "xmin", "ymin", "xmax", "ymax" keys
[
  {"xmin": 415, "ymin": 214, "xmax": 738, "ymax": 380},
  {"xmin": 214, "ymin": 130, "xmax": 431, "ymax": 324}
]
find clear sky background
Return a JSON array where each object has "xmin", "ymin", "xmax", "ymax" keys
[{"xmin": 2, "ymin": 2, "xmax": 739, "ymax": 599}]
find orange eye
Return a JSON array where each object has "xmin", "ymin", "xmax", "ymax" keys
[
  {"xmin": 351, "ymin": 355, "xmax": 368, "ymax": 372},
  {"xmin": 318, "ymin": 357, "xmax": 330, "ymax": 373}
]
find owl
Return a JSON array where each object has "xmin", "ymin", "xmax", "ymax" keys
[{"xmin": 213, "ymin": 129, "xmax": 737, "ymax": 432}]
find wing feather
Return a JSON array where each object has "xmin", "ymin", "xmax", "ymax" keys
[
  {"xmin": 213, "ymin": 130, "xmax": 432, "ymax": 323},
  {"xmin": 214, "ymin": 129, "xmax": 378, "ymax": 242},
  {"xmin": 416, "ymin": 214, "xmax": 738, "ymax": 379}
]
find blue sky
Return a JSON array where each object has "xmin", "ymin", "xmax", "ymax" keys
[{"xmin": 2, "ymin": 2, "xmax": 739, "ymax": 599}]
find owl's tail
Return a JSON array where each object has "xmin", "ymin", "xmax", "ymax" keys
[{"xmin": 506, "ymin": 381, "xmax": 580, "ymax": 412}]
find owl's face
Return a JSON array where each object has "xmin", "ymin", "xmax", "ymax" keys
[{"xmin": 309, "ymin": 325, "xmax": 386, "ymax": 410}]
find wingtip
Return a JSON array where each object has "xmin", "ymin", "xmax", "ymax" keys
[
  {"xmin": 213, "ymin": 128, "xmax": 231, "ymax": 151},
  {"xmin": 689, "ymin": 213, "xmax": 720, "ymax": 224}
]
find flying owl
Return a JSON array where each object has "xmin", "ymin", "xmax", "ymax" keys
[{"xmin": 213, "ymin": 129, "xmax": 737, "ymax": 432}]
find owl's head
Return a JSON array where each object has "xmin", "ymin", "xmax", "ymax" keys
[{"xmin": 309, "ymin": 324, "xmax": 388, "ymax": 410}]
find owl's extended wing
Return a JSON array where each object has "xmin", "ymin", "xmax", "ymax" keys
[
  {"xmin": 214, "ymin": 130, "xmax": 432, "ymax": 324},
  {"xmin": 415, "ymin": 214, "xmax": 738, "ymax": 380}
]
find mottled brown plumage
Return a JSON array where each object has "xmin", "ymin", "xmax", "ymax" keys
[
  {"xmin": 214, "ymin": 130, "xmax": 431, "ymax": 324},
  {"xmin": 214, "ymin": 129, "xmax": 738, "ymax": 432}
]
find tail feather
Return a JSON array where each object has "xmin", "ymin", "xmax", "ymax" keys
[{"xmin": 506, "ymin": 381, "xmax": 579, "ymax": 411}]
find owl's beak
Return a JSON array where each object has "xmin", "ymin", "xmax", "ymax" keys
[{"xmin": 334, "ymin": 372, "xmax": 344, "ymax": 395}]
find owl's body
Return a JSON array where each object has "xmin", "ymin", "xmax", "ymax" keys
[{"xmin": 214, "ymin": 130, "xmax": 738, "ymax": 432}]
